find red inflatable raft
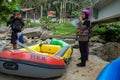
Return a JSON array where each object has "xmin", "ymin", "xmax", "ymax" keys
[{"xmin": 0, "ymin": 39, "xmax": 72, "ymax": 78}]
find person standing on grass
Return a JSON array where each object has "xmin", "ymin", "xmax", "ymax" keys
[
  {"xmin": 76, "ymin": 9, "xmax": 91, "ymax": 67},
  {"xmin": 7, "ymin": 7, "xmax": 24, "ymax": 49}
]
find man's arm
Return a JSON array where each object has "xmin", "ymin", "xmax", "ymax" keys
[
  {"xmin": 18, "ymin": 14, "xmax": 25, "ymax": 27},
  {"xmin": 20, "ymin": 17, "xmax": 25, "ymax": 26},
  {"xmin": 7, "ymin": 16, "xmax": 14, "ymax": 26}
]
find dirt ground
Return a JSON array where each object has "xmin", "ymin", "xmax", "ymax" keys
[{"xmin": 0, "ymin": 49, "xmax": 108, "ymax": 80}]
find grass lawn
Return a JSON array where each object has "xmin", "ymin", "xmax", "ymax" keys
[
  {"xmin": 49, "ymin": 22, "xmax": 77, "ymax": 35},
  {"xmin": 24, "ymin": 19, "xmax": 77, "ymax": 36}
]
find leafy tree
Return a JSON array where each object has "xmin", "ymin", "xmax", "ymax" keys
[
  {"xmin": 0, "ymin": 0, "xmax": 19, "ymax": 24},
  {"xmin": 20, "ymin": 0, "xmax": 47, "ymax": 18},
  {"xmin": 19, "ymin": 0, "xmax": 97, "ymax": 22}
]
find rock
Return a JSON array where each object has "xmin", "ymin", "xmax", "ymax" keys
[
  {"xmin": 26, "ymin": 39, "xmax": 33, "ymax": 44},
  {"xmin": 23, "ymin": 27, "xmax": 54, "ymax": 40},
  {"xmin": 0, "ymin": 31, "xmax": 10, "ymax": 40},
  {"xmin": 89, "ymin": 42, "xmax": 104, "ymax": 55},
  {"xmin": 0, "ymin": 40, "xmax": 11, "ymax": 51},
  {"xmin": 100, "ymin": 42, "xmax": 120, "ymax": 61},
  {"xmin": 71, "ymin": 41, "xmax": 79, "ymax": 48},
  {"xmin": 0, "ymin": 33, "xmax": 6, "ymax": 40},
  {"xmin": 0, "ymin": 26, "xmax": 9, "ymax": 33},
  {"xmin": 91, "ymin": 42, "xmax": 120, "ymax": 61},
  {"xmin": 5, "ymin": 44, "xmax": 12, "ymax": 50},
  {"xmin": 89, "ymin": 42, "xmax": 104, "ymax": 47},
  {"xmin": 23, "ymin": 27, "xmax": 43, "ymax": 37},
  {"xmin": 0, "ymin": 40, "xmax": 4, "ymax": 46},
  {"xmin": 64, "ymin": 35, "xmax": 76, "ymax": 39},
  {"xmin": 53, "ymin": 35, "xmax": 76, "ymax": 40},
  {"xmin": 90, "ymin": 35, "xmax": 100, "ymax": 42},
  {"xmin": 53, "ymin": 35, "xmax": 76, "ymax": 45},
  {"xmin": 64, "ymin": 39, "xmax": 76, "ymax": 44},
  {"xmin": 23, "ymin": 36, "xmax": 29, "ymax": 43},
  {"xmin": 40, "ymin": 31, "xmax": 53, "ymax": 40},
  {"xmin": 53, "ymin": 35, "xmax": 65, "ymax": 40},
  {"xmin": 90, "ymin": 35, "xmax": 105, "ymax": 43}
]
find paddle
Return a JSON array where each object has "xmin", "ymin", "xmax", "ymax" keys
[
  {"xmin": 17, "ymin": 41, "xmax": 40, "ymax": 54},
  {"xmin": 17, "ymin": 31, "xmax": 46, "ymax": 54}
]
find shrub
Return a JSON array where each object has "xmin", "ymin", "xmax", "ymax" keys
[
  {"xmin": 71, "ymin": 11, "xmax": 79, "ymax": 18},
  {"xmin": 40, "ymin": 16, "xmax": 51, "ymax": 28},
  {"xmin": 91, "ymin": 24, "xmax": 120, "ymax": 42},
  {"xmin": 90, "ymin": 25, "xmax": 106, "ymax": 37},
  {"xmin": 102, "ymin": 24, "xmax": 120, "ymax": 42},
  {"xmin": 25, "ymin": 18, "xmax": 31, "ymax": 27},
  {"xmin": 30, "ymin": 23, "xmax": 41, "ymax": 27}
]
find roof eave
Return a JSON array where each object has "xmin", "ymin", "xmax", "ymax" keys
[{"xmin": 93, "ymin": 0, "xmax": 114, "ymax": 9}]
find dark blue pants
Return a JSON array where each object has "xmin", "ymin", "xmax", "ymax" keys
[
  {"xmin": 78, "ymin": 41, "xmax": 88, "ymax": 65},
  {"xmin": 11, "ymin": 31, "xmax": 17, "ymax": 44}
]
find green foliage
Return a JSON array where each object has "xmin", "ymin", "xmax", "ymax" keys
[
  {"xmin": 39, "ymin": 16, "xmax": 76, "ymax": 35},
  {"xmin": 24, "ymin": 18, "xmax": 76, "ymax": 35},
  {"xmin": 25, "ymin": 18, "xmax": 31, "ymax": 27},
  {"xmin": 90, "ymin": 25, "xmax": 106, "ymax": 37},
  {"xmin": 102, "ymin": 24, "xmax": 120, "ymax": 42},
  {"xmin": 72, "ymin": 11, "xmax": 80, "ymax": 18},
  {"xmin": 91, "ymin": 24, "xmax": 120, "ymax": 42},
  {"xmin": 19, "ymin": 0, "xmax": 94, "ymax": 18},
  {"xmin": 25, "ymin": 18, "xmax": 41, "ymax": 28},
  {"xmin": 30, "ymin": 23, "xmax": 41, "ymax": 28},
  {"xmin": 39, "ymin": 16, "xmax": 51, "ymax": 28},
  {"xmin": 20, "ymin": 0, "xmax": 47, "ymax": 10},
  {"xmin": 0, "ymin": 0, "xmax": 19, "ymax": 23},
  {"xmin": 49, "ymin": 22, "xmax": 76, "ymax": 35}
]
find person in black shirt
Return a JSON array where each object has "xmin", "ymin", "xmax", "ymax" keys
[{"xmin": 7, "ymin": 7, "xmax": 24, "ymax": 49}]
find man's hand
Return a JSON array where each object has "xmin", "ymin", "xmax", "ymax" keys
[{"xmin": 14, "ymin": 14, "xmax": 21, "ymax": 19}]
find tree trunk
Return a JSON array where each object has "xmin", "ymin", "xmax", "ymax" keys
[
  {"xmin": 40, "ymin": 5, "xmax": 43, "ymax": 18},
  {"xmin": 59, "ymin": 2, "xmax": 62, "ymax": 23},
  {"xmin": 33, "ymin": 11, "xmax": 36, "ymax": 23},
  {"xmin": 64, "ymin": 0, "xmax": 67, "ymax": 23}
]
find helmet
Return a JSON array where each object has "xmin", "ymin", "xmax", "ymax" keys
[
  {"xmin": 14, "ymin": 7, "xmax": 21, "ymax": 12},
  {"xmin": 82, "ymin": 9, "xmax": 90, "ymax": 19}
]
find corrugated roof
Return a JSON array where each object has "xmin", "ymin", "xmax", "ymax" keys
[{"xmin": 21, "ymin": 8, "xmax": 35, "ymax": 12}]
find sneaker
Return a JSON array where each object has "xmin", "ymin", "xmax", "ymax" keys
[{"xmin": 76, "ymin": 63, "xmax": 86, "ymax": 67}]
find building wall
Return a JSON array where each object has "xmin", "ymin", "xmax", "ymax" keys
[{"xmin": 92, "ymin": 0, "xmax": 120, "ymax": 23}]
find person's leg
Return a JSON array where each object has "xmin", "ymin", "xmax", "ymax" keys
[
  {"xmin": 11, "ymin": 31, "xmax": 17, "ymax": 49},
  {"xmin": 85, "ymin": 42, "xmax": 89, "ymax": 60},
  {"xmin": 77, "ymin": 41, "xmax": 86, "ymax": 67},
  {"xmin": 80, "ymin": 42, "xmax": 86, "ymax": 65},
  {"xmin": 13, "ymin": 44, "xmax": 17, "ymax": 49},
  {"xmin": 78, "ymin": 41, "xmax": 82, "ymax": 59}
]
